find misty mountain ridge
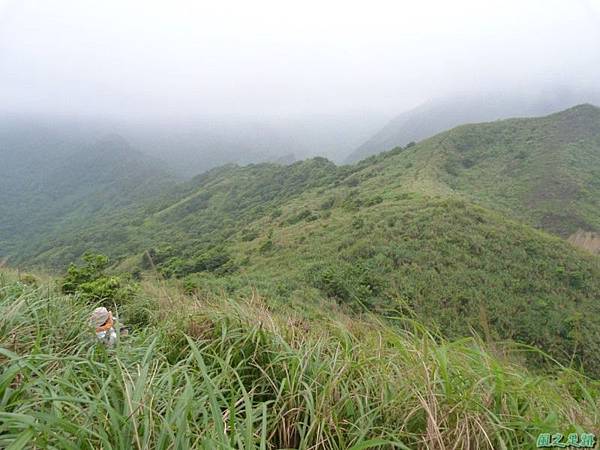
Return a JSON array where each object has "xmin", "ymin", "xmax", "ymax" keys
[
  {"xmin": 3, "ymin": 103, "xmax": 599, "ymax": 265},
  {"xmin": 3, "ymin": 103, "xmax": 600, "ymax": 446},
  {"xmin": 0, "ymin": 130, "xmax": 175, "ymax": 260},
  {"xmin": 4, "ymin": 104, "xmax": 598, "ymax": 375},
  {"xmin": 358, "ymin": 103, "xmax": 600, "ymax": 238},
  {"xmin": 0, "ymin": 112, "xmax": 383, "ymax": 179},
  {"xmin": 4, "ymin": 2, "xmax": 600, "ymax": 445},
  {"xmin": 346, "ymin": 88, "xmax": 600, "ymax": 162}
]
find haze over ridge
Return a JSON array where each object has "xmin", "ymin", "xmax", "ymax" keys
[{"xmin": 0, "ymin": 0, "xmax": 599, "ymax": 165}]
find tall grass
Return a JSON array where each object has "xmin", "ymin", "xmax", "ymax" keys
[{"xmin": 1, "ymin": 274, "xmax": 598, "ymax": 449}]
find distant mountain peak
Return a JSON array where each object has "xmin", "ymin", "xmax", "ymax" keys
[
  {"xmin": 346, "ymin": 91, "xmax": 600, "ymax": 163},
  {"xmin": 556, "ymin": 103, "xmax": 600, "ymax": 116},
  {"xmin": 571, "ymin": 102, "xmax": 599, "ymax": 110}
]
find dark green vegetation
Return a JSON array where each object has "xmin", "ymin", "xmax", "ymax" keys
[
  {"xmin": 2, "ymin": 105, "xmax": 600, "ymax": 377},
  {"xmin": 347, "ymin": 103, "xmax": 600, "ymax": 237},
  {"xmin": 10, "ymin": 157, "xmax": 342, "ymax": 268},
  {"xmin": 61, "ymin": 252, "xmax": 136, "ymax": 308},
  {"xmin": 346, "ymin": 91, "xmax": 600, "ymax": 163},
  {"xmin": 2, "ymin": 272, "xmax": 599, "ymax": 449},
  {"xmin": 0, "ymin": 129, "xmax": 175, "ymax": 261},
  {"xmin": 2, "ymin": 104, "xmax": 600, "ymax": 448}
]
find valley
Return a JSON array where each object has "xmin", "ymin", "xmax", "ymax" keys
[{"xmin": 2, "ymin": 105, "xmax": 599, "ymax": 376}]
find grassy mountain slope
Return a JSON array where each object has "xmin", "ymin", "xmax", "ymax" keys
[
  {"xmin": 4, "ymin": 105, "xmax": 600, "ymax": 375},
  {"xmin": 191, "ymin": 191, "xmax": 600, "ymax": 374},
  {"xmin": 18, "ymin": 158, "xmax": 342, "ymax": 268},
  {"xmin": 355, "ymin": 104, "xmax": 600, "ymax": 237},
  {"xmin": 346, "ymin": 90, "xmax": 600, "ymax": 163},
  {"xmin": 2, "ymin": 272, "xmax": 599, "ymax": 449},
  {"xmin": 0, "ymin": 133, "xmax": 176, "ymax": 263}
]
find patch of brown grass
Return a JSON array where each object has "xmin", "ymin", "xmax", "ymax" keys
[{"xmin": 568, "ymin": 229, "xmax": 600, "ymax": 255}]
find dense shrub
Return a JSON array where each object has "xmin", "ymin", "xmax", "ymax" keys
[
  {"xmin": 142, "ymin": 246, "xmax": 174, "ymax": 269},
  {"xmin": 286, "ymin": 209, "xmax": 315, "ymax": 225},
  {"xmin": 365, "ymin": 195, "xmax": 383, "ymax": 206},
  {"xmin": 344, "ymin": 176, "xmax": 360, "ymax": 187},
  {"xmin": 319, "ymin": 196, "xmax": 336, "ymax": 210},
  {"xmin": 259, "ymin": 239, "xmax": 275, "ymax": 254},
  {"xmin": 61, "ymin": 252, "xmax": 135, "ymax": 306},
  {"xmin": 307, "ymin": 262, "xmax": 383, "ymax": 307},
  {"xmin": 241, "ymin": 228, "xmax": 259, "ymax": 242},
  {"xmin": 3, "ymin": 277, "xmax": 599, "ymax": 449},
  {"xmin": 161, "ymin": 248, "xmax": 236, "ymax": 277}
]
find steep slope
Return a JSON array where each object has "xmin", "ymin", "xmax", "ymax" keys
[
  {"xmin": 3, "ymin": 273, "xmax": 598, "ymax": 449},
  {"xmin": 21, "ymin": 158, "xmax": 342, "ymax": 268},
  {"xmin": 357, "ymin": 104, "xmax": 600, "ymax": 237},
  {"xmin": 4, "ymin": 106, "xmax": 600, "ymax": 374},
  {"xmin": 57, "ymin": 167, "xmax": 600, "ymax": 374},
  {"xmin": 346, "ymin": 90, "xmax": 600, "ymax": 162},
  {"xmin": 0, "ymin": 131, "xmax": 176, "ymax": 263},
  {"xmin": 215, "ymin": 192, "xmax": 600, "ymax": 374}
]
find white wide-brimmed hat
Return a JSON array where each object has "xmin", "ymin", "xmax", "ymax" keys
[{"xmin": 90, "ymin": 307, "xmax": 110, "ymax": 328}]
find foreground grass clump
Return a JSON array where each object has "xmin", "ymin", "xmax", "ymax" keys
[{"xmin": 1, "ymin": 275, "xmax": 599, "ymax": 449}]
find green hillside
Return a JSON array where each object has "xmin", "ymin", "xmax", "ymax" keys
[
  {"xmin": 3, "ymin": 105, "xmax": 600, "ymax": 375},
  {"xmin": 357, "ymin": 104, "xmax": 600, "ymax": 237},
  {"xmin": 2, "ymin": 105, "xmax": 600, "ymax": 448},
  {"xmin": 0, "ymin": 133, "xmax": 176, "ymax": 263},
  {"xmin": 2, "ymin": 272, "xmax": 599, "ymax": 449},
  {"xmin": 346, "ymin": 93, "xmax": 600, "ymax": 163},
  {"xmin": 14, "ymin": 158, "xmax": 342, "ymax": 268},
  {"xmin": 224, "ymin": 194, "xmax": 600, "ymax": 370}
]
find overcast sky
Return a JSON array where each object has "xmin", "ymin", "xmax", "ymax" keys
[{"xmin": 0, "ymin": 0, "xmax": 599, "ymax": 121}]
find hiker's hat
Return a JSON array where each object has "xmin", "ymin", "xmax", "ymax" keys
[{"xmin": 90, "ymin": 307, "xmax": 110, "ymax": 328}]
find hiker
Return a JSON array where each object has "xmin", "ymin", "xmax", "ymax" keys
[{"xmin": 90, "ymin": 307, "xmax": 118, "ymax": 347}]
